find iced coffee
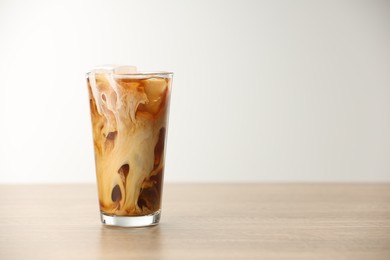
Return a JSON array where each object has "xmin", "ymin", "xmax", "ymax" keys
[{"xmin": 86, "ymin": 66, "xmax": 172, "ymax": 227}]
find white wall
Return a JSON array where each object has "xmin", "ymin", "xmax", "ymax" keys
[{"xmin": 0, "ymin": 0, "xmax": 389, "ymax": 183}]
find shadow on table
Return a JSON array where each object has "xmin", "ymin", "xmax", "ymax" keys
[{"xmin": 99, "ymin": 225, "xmax": 163, "ymax": 257}]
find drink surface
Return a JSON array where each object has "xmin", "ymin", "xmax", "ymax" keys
[{"xmin": 87, "ymin": 67, "xmax": 172, "ymax": 216}]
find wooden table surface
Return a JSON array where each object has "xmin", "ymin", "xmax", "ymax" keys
[{"xmin": 0, "ymin": 183, "xmax": 389, "ymax": 259}]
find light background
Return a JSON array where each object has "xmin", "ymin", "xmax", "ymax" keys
[{"xmin": 0, "ymin": 0, "xmax": 389, "ymax": 183}]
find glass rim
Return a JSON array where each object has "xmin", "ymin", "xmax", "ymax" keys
[{"xmin": 86, "ymin": 71, "xmax": 173, "ymax": 79}]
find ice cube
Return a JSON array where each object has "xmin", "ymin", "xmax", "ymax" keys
[
  {"xmin": 144, "ymin": 78, "xmax": 167, "ymax": 101},
  {"xmin": 139, "ymin": 78, "xmax": 167, "ymax": 115},
  {"xmin": 114, "ymin": 66, "xmax": 137, "ymax": 75}
]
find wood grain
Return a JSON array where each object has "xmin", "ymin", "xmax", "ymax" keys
[{"xmin": 0, "ymin": 183, "xmax": 389, "ymax": 259}]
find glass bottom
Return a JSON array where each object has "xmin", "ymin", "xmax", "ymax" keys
[{"xmin": 100, "ymin": 210, "xmax": 161, "ymax": 227}]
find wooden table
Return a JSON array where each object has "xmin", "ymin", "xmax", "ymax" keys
[{"xmin": 0, "ymin": 184, "xmax": 389, "ymax": 259}]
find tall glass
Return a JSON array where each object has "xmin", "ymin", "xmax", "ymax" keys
[{"xmin": 86, "ymin": 66, "xmax": 173, "ymax": 227}]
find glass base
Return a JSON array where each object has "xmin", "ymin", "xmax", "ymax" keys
[{"xmin": 100, "ymin": 210, "xmax": 161, "ymax": 227}]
